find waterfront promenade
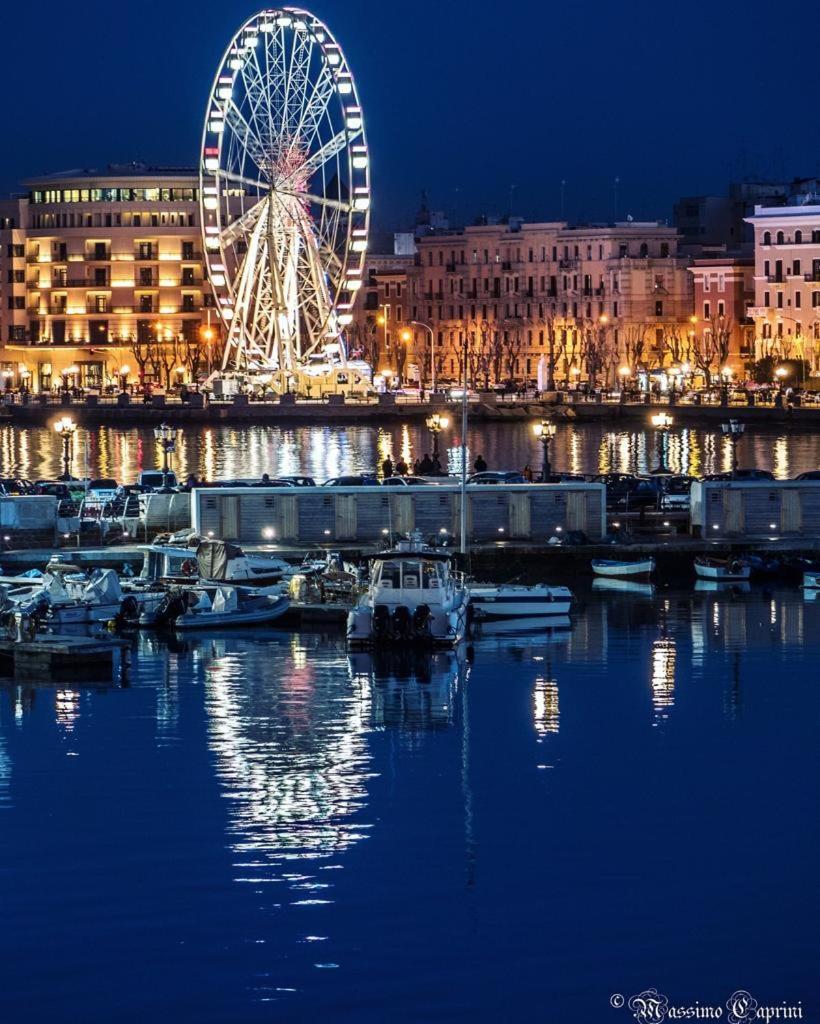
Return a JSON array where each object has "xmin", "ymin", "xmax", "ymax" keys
[{"xmin": 3, "ymin": 390, "xmax": 820, "ymax": 428}]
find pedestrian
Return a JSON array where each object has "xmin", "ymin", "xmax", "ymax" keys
[
  {"xmin": 474, "ymin": 454, "xmax": 488, "ymax": 473},
  {"xmin": 419, "ymin": 453, "xmax": 434, "ymax": 475},
  {"xmin": 261, "ymin": 472, "xmax": 271, "ymax": 485},
  {"xmin": 432, "ymin": 454, "xmax": 442, "ymax": 475},
  {"xmin": 382, "ymin": 456, "xmax": 393, "ymax": 479},
  {"xmin": 395, "ymin": 457, "xmax": 409, "ymax": 476},
  {"xmin": 523, "ymin": 464, "xmax": 534, "ymax": 482}
]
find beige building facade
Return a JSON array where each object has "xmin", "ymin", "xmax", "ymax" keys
[
  {"xmin": 746, "ymin": 203, "xmax": 820, "ymax": 375},
  {"xmin": 0, "ymin": 166, "xmax": 212, "ymax": 391},
  {"xmin": 362, "ymin": 221, "xmax": 694, "ymax": 388}
]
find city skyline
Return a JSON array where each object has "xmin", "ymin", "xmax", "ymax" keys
[{"xmin": 5, "ymin": 0, "xmax": 820, "ymax": 231}]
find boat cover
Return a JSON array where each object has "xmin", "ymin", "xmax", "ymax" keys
[
  {"xmin": 212, "ymin": 587, "xmax": 239, "ymax": 614},
  {"xmin": 197, "ymin": 539, "xmax": 244, "ymax": 580},
  {"xmin": 82, "ymin": 569, "xmax": 124, "ymax": 603}
]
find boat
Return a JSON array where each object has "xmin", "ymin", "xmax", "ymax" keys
[
  {"xmin": 3, "ymin": 569, "xmax": 126, "ymax": 627},
  {"xmin": 139, "ymin": 536, "xmax": 294, "ymax": 587},
  {"xmin": 151, "ymin": 584, "xmax": 290, "ymax": 630},
  {"xmin": 347, "ymin": 532, "xmax": 470, "ymax": 648},
  {"xmin": 469, "ymin": 584, "xmax": 572, "ymax": 619},
  {"xmin": 694, "ymin": 556, "xmax": 751, "ymax": 581},
  {"xmin": 803, "ymin": 571, "xmax": 820, "ymax": 590},
  {"xmin": 592, "ymin": 578, "xmax": 655, "ymax": 598},
  {"xmin": 591, "ymin": 558, "xmax": 655, "ymax": 579}
]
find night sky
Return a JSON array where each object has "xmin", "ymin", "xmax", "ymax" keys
[{"xmin": 6, "ymin": 0, "xmax": 819, "ymax": 230}]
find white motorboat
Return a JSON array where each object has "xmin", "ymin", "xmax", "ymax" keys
[
  {"xmin": 802, "ymin": 571, "xmax": 820, "ymax": 590},
  {"xmin": 152, "ymin": 584, "xmax": 290, "ymax": 630},
  {"xmin": 5, "ymin": 569, "xmax": 125, "ymax": 627},
  {"xmin": 694, "ymin": 556, "xmax": 751, "ymax": 581},
  {"xmin": 347, "ymin": 533, "xmax": 470, "ymax": 648},
  {"xmin": 469, "ymin": 584, "xmax": 572, "ymax": 619},
  {"xmin": 591, "ymin": 558, "xmax": 655, "ymax": 579},
  {"xmin": 140, "ymin": 537, "xmax": 294, "ymax": 586}
]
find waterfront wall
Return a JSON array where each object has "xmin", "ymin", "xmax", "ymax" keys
[
  {"xmin": 691, "ymin": 480, "xmax": 820, "ymax": 538},
  {"xmin": 190, "ymin": 484, "xmax": 607, "ymax": 546}
]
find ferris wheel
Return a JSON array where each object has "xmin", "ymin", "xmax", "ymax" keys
[{"xmin": 200, "ymin": 8, "xmax": 370, "ymax": 378}]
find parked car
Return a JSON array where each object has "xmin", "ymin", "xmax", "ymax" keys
[
  {"xmin": 701, "ymin": 469, "xmax": 775, "ymax": 482},
  {"xmin": 592, "ymin": 473, "xmax": 660, "ymax": 509},
  {"xmin": 0, "ymin": 478, "xmax": 36, "ymax": 495},
  {"xmin": 659, "ymin": 475, "xmax": 696, "ymax": 510},
  {"xmin": 138, "ymin": 470, "xmax": 179, "ymax": 491},
  {"xmin": 323, "ymin": 475, "xmax": 379, "ymax": 487},
  {"xmin": 381, "ymin": 476, "xmax": 435, "ymax": 487},
  {"xmin": 275, "ymin": 475, "xmax": 316, "ymax": 487},
  {"xmin": 795, "ymin": 470, "xmax": 820, "ymax": 481},
  {"xmin": 468, "ymin": 471, "xmax": 526, "ymax": 485}
]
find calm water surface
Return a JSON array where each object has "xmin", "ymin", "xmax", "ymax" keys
[
  {"xmin": 0, "ymin": 587, "xmax": 818, "ymax": 1022},
  {"xmin": 3, "ymin": 421, "xmax": 820, "ymax": 482}
]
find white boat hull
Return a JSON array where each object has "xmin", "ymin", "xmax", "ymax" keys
[
  {"xmin": 469, "ymin": 585, "xmax": 572, "ymax": 619},
  {"xmin": 591, "ymin": 559, "xmax": 655, "ymax": 578},
  {"xmin": 174, "ymin": 596, "xmax": 290, "ymax": 630},
  {"xmin": 694, "ymin": 562, "xmax": 751, "ymax": 581}
]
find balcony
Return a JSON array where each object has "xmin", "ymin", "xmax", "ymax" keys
[
  {"xmin": 804, "ymin": 273, "xmax": 820, "ymax": 282},
  {"xmin": 86, "ymin": 250, "xmax": 111, "ymax": 262},
  {"xmin": 136, "ymin": 251, "xmax": 158, "ymax": 261}
]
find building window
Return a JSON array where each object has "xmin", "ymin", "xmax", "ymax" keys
[
  {"xmin": 763, "ymin": 231, "xmax": 771, "ymax": 246},
  {"xmin": 795, "ymin": 230, "xmax": 803, "ymax": 244},
  {"xmin": 718, "ymin": 301, "xmax": 725, "ymax": 317},
  {"xmin": 655, "ymin": 300, "xmax": 663, "ymax": 316}
]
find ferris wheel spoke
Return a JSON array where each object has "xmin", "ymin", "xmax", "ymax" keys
[
  {"xmin": 275, "ymin": 187, "xmax": 352, "ymax": 214},
  {"xmin": 223, "ymin": 98, "xmax": 271, "ymax": 175},
  {"xmin": 219, "ymin": 195, "xmax": 268, "ymax": 247},
  {"xmin": 218, "ymin": 169, "xmax": 271, "ymax": 194}
]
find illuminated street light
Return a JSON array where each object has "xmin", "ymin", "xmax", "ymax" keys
[
  {"xmin": 426, "ymin": 412, "xmax": 450, "ymax": 460},
  {"xmin": 153, "ymin": 422, "xmax": 179, "ymax": 492},
  {"xmin": 650, "ymin": 411, "xmax": 673, "ymax": 473},
  {"xmin": 533, "ymin": 418, "xmax": 557, "ymax": 482},
  {"xmin": 53, "ymin": 415, "xmax": 77, "ymax": 480},
  {"xmin": 721, "ymin": 419, "xmax": 746, "ymax": 479}
]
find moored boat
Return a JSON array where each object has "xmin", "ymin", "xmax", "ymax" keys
[
  {"xmin": 469, "ymin": 584, "xmax": 572, "ymax": 619},
  {"xmin": 591, "ymin": 558, "xmax": 655, "ymax": 579},
  {"xmin": 694, "ymin": 556, "xmax": 751, "ymax": 581},
  {"xmin": 347, "ymin": 532, "xmax": 469, "ymax": 648},
  {"xmin": 152, "ymin": 584, "xmax": 290, "ymax": 630},
  {"xmin": 803, "ymin": 571, "xmax": 820, "ymax": 590}
]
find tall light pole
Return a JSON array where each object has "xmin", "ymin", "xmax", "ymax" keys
[
  {"xmin": 410, "ymin": 320, "xmax": 436, "ymax": 394},
  {"xmin": 533, "ymin": 419, "xmax": 557, "ymax": 482},
  {"xmin": 54, "ymin": 415, "xmax": 77, "ymax": 481},
  {"xmin": 721, "ymin": 419, "xmax": 745, "ymax": 479},
  {"xmin": 650, "ymin": 411, "xmax": 673, "ymax": 473},
  {"xmin": 153, "ymin": 423, "xmax": 178, "ymax": 492},
  {"xmin": 377, "ymin": 304, "xmax": 391, "ymax": 376}
]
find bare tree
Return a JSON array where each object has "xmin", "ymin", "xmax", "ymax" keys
[
  {"xmin": 130, "ymin": 333, "xmax": 155, "ymax": 384},
  {"xmin": 622, "ymin": 322, "xmax": 648, "ymax": 371},
  {"xmin": 579, "ymin": 318, "xmax": 606, "ymax": 387},
  {"xmin": 502, "ymin": 325, "xmax": 523, "ymax": 383},
  {"xmin": 660, "ymin": 325, "xmax": 692, "ymax": 368},
  {"xmin": 708, "ymin": 315, "xmax": 733, "ymax": 369}
]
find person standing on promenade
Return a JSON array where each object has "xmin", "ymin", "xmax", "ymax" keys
[{"xmin": 382, "ymin": 457, "xmax": 393, "ymax": 479}]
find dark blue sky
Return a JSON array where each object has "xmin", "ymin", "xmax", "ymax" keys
[{"xmin": 6, "ymin": 0, "xmax": 819, "ymax": 229}]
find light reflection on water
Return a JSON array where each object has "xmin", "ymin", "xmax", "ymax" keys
[
  {"xmin": 0, "ymin": 588, "xmax": 818, "ymax": 1020},
  {"xmin": 2, "ymin": 421, "xmax": 819, "ymax": 482}
]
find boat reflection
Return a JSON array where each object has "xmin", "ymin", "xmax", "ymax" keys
[
  {"xmin": 694, "ymin": 579, "xmax": 752, "ymax": 595},
  {"xmin": 348, "ymin": 647, "xmax": 468, "ymax": 733},
  {"xmin": 472, "ymin": 615, "xmax": 572, "ymax": 640},
  {"xmin": 592, "ymin": 578, "xmax": 655, "ymax": 599}
]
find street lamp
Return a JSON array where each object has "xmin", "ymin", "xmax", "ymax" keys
[
  {"xmin": 650, "ymin": 411, "xmax": 673, "ymax": 473},
  {"xmin": 53, "ymin": 415, "xmax": 77, "ymax": 481},
  {"xmin": 426, "ymin": 412, "xmax": 449, "ymax": 460},
  {"xmin": 533, "ymin": 418, "xmax": 557, "ymax": 482},
  {"xmin": 119, "ymin": 364, "xmax": 130, "ymax": 393},
  {"xmin": 410, "ymin": 320, "xmax": 436, "ymax": 394},
  {"xmin": 153, "ymin": 423, "xmax": 178, "ymax": 492},
  {"xmin": 721, "ymin": 419, "xmax": 745, "ymax": 479},
  {"xmin": 720, "ymin": 365, "xmax": 733, "ymax": 407}
]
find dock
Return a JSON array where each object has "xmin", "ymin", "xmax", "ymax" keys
[{"xmin": 0, "ymin": 635, "xmax": 130, "ymax": 682}]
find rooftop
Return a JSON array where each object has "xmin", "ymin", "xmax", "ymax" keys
[{"xmin": 24, "ymin": 163, "xmax": 198, "ymax": 185}]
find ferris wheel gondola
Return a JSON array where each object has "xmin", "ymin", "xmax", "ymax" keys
[{"xmin": 200, "ymin": 8, "xmax": 370, "ymax": 383}]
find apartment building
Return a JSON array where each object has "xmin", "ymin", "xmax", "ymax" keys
[
  {"xmin": 745, "ymin": 203, "xmax": 820, "ymax": 373},
  {"xmin": 0, "ymin": 165, "xmax": 211, "ymax": 390},
  {"xmin": 688, "ymin": 257, "xmax": 755, "ymax": 373},
  {"xmin": 391, "ymin": 220, "xmax": 692, "ymax": 385}
]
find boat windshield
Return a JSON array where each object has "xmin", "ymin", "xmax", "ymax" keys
[{"xmin": 376, "ymin": 559, "xmax": 444, "ymax": 589}]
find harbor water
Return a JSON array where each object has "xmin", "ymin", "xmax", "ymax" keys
[
  {"xmin": 2, "ymin": 420, "xmax": 820, "ymax": 482},
  {"xmin": 0, "ymin": 586, "xmax": 818, "ymax": 1021}
]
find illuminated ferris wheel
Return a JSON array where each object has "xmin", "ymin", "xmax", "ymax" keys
[{"xmin": 199, "ymin": 8, "xmax": 370, "ymax": 378}]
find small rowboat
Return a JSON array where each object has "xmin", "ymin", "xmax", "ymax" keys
[
  {"xmin": 694, "ymin": 556, "xmax": 751, "ymax": 582},
  {"xmin": 803, "ymin": 571, "xmax": 820, "ymax": 590},
  {"xmin": 591, "ymin": 558, "xmax": 655, "ymax": 579},
  {"xmin": 469, "ymin": 584, "xmax": 572, "ymax": 619}
]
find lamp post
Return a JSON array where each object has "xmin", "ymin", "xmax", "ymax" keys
[
  {"xmin": 410, "ymin": 320, "xmax": 436, "ymax": 394},
  {"xmin": 119, "ymin": 365, "xmax": 130, "ymax": 394},
  {"xmin": 721, "ymin": 419, "xmax": 745, "ymax": 479},
  {"xmin": 533, "ymin": 419, "xmax": 557, "ymax": 482},
  {"xmin": 153, "ymin": 423, "xmax": 178, "ymax": 492},
  {"xmin": 720, "ymin": 365, "xmax": 733, "ymax": 407},
  {"xmin": 426, "ymin": 412, "xmax": 449, "ymax": 461},
  {"xmin": 54, "ymin": 416, "xmax": 77, "ymax": 481},
  {"xmin": 650, "ymin": 411, "xmax": 673, "ymax": 473}
]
